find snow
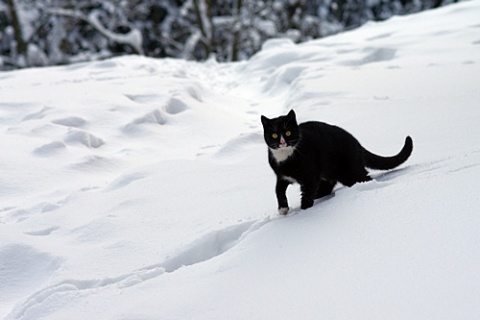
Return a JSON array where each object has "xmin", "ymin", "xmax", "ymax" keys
[{"xmin": 1, "ymin": 1, "xmax": 480, "ymax": 319}]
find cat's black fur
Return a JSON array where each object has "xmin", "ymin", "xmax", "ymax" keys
[{"xmin": 260, "ymin": 110, "xmax": 413, "ymax": 214}]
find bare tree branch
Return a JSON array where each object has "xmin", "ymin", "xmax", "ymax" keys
[{"xmin": 48, "ymin": 8, "xmax": 144, "ymax": 55}]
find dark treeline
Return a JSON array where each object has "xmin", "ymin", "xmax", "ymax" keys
[{"xmin": 0, "ymin": 0, "xmax": 458, "ymax": 70}]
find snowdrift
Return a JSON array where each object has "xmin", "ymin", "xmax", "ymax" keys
[{"xmin": 1, "ymin": 1, "xmax": 480, "ymax": 319}]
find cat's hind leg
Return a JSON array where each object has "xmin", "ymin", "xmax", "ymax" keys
[
  {"xmin": 339, "ymin": 167, "xmax": 371, "ymax": 187},
  {"xmin": 357, "ymin": 174, "xmax": 372, "ymax": 183},
  {"xmin": 315, "ymin": 180, "xmax": 336, "ymax": 199},
  {"xmin": 354, "ymin": 166, "xmax": 372, "ymax": 184}
]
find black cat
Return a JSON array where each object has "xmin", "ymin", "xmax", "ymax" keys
[{"xmin": 261, "ymin": 110, "xmax": 413, "ymax": 215}]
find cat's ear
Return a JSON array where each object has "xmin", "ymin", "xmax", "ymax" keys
[
  {"xmin": 287, "ymin": 110, "xmax": 296, "ymax": 122},
  {"xmin": 260, "ymin": 115, "xmax": 269, "ymax": 127}
]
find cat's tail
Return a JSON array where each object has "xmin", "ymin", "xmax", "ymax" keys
[{"xmin": 363, "ymin": 136, "xmax": 413, "ymax": 170}]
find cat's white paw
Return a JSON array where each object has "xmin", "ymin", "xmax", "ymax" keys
[{"xmin": 278, "ymin": 207, "xmax": 289, "ymax": 215}]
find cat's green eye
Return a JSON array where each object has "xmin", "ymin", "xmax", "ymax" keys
[
  {"xmin": 285, "ymin": 131, "xmax": 292, "ymax": 137},
  {"xmin": 272, "ymin": 133, "xmax": 279, "ymax": 139}
]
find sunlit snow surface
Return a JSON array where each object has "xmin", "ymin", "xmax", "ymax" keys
[{"xmin": 1, "ymin": 2, "xmax": 480, "ymax": 319}]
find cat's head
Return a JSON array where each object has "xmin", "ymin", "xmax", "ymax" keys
[{"xmin": 260, "ymin": 110, "xmax": 300, "ymax": 151}]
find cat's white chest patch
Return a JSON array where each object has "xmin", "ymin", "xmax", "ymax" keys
[
  {"xmin": 283, "ymin": 175, "xmax": 298, "ymax": 184},
  {"xmin": 270, "ymin": 146, "xmax": 295, "ymax": 163}
]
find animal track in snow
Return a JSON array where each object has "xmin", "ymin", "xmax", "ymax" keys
[
  {"xmin": 21, "ymin": 107, "xmax": 51, "ymax": 121},
  {"xmin": 354, "ymin": 180, "xmax": 393, "ymax": 192},
  {"xmin": 105, "ymin": 171, "xmax": 148, "ymax": 192},
  {"xmin": 2, "ymin": 209, "xmax": 31, "ymax": 224},
  {"xmin": 214, "ymin": 132, "xmax": 263, "ymax": 160},
  {"xmin": 33, "ymin": 141, "xmax": 66, "ymax": 156},
  {"xmin": 165, "ymin": 96, "xmax": 189, "ymax": 115},
  {"xmin": 0, "ymin": 245, "xmax": 61, "ymax": 307},
  {"xmin": 64, "ymin": 130, "xmax": 104, "ymax": 148},
  {"xmin": 372, "ymin": 167, "xmax": 411, "ymax": 182},
  {"xmin": 124, "ymin": 109, "xmax": 168, "ymax": 134},
  {"xmin": 339, "ymin": 47, "xmax": 397, "ymax": 66},
  {"xmin": 160, "ymin": 219, "xmax": 268, "ymax": 273},
  {"xmin": 372, "ymin": 150, "xmax": 480, "ymax": 183},
  {"xmin": 52, "ymin": 116, "xmax": 87, "ymax": 128},
  {"xmin": 445, "ymin": 151, "xmax": 480, "ymax": 174},
  {"xmin": 25, "ymin": 226, "xmax": 60, "ymax": 236},
  {"xmin": 264, "ymin": 64, "xmax": 307, "ymax": 92},
  {"xmin": 2, "ymin": 196, "xmax": 71, "ymax": 224},
  {"xmin": 364, "ymin": 47, "xmax": 397, "ymax": 63},
  {"xmin": 123, "ymin": 95, "xmax": 192, "ymax": 133},
  {"xmin": 69, "ymin": 155, "xmax": 115, "ymax": 171},
  {"xmin": 124, "ymin": 93, "xmax": 159, "ymax": 104},
  {"xmin": 6, "ymin": 218, "xmax": 270, "ymax": 320}
]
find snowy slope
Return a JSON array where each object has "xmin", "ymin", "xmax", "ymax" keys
[{"xmin": 1, "ymin": 1, "xmax": 480, "ymax": 319}]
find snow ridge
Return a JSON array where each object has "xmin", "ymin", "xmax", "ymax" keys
[{"xmin": 5, "ymin": 218, "xmax": 270, "ymax": 320}]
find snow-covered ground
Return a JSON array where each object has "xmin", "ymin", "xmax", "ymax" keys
[{"xmin": 1, "ymin": 1, "xmax": 480, "ymax": 319}]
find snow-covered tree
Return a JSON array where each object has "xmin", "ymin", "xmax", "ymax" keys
[{"xmin": 0, "ymin": 0, "xmax": 459, "ymax": 70}]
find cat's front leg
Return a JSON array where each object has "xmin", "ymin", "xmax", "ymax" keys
[{"xmin": 275, "ymin": 177, "xmax": 290, "ymax": 215}]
